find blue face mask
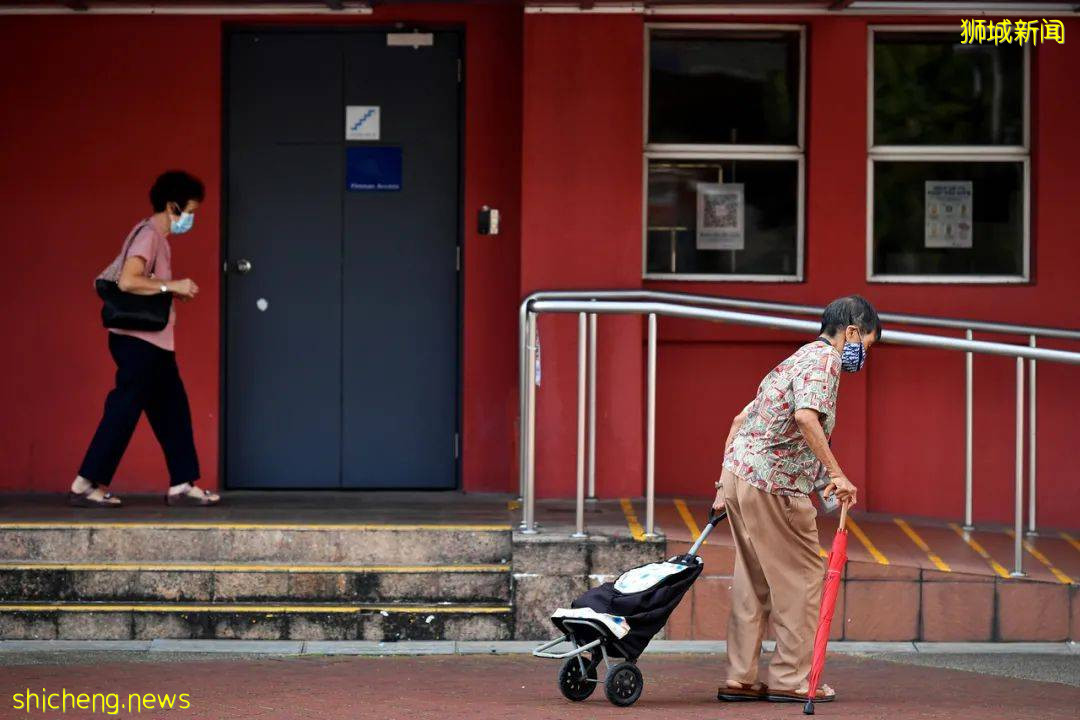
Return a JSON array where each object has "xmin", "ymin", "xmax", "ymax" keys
[
  {"xmin": 170, "ymin": 211, "xmax": 194, "ymax": 235},
  {"xmin": 841, "ymin": 337, "xmax": 867, "ymax": 373}
]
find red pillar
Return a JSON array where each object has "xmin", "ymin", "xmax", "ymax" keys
[{"xmin": 520, "ymin": 14, "xmax": 645, "ymax": 498}]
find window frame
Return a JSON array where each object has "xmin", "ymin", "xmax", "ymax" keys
[
  {"xmin": 866, "ymin": 24, "xmax": 1031, "ymax": 284},
  {"xmin": 643, "ymin": 23, "xmax": 807, "ymax": 283}
]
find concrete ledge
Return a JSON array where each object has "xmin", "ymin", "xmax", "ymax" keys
[
  {"xmin": 912, "ymin": 642, "xmax": 1078, "ymax": 655},
  {"xmin": 644, "ymin": 641, "xmax": 726, "ymax": 654},
  {"xmin": 1, "ymin": 639, "xmax": 1075, "ymax": 655},
  {"xmin": 456, "ymin": 640, "xmax": 538, "ymax": 654},
  {"xmin": 150, "ymin": 639, "xmax": 304, "ymax": 654},
  {"xmin": 0, "ymin": 640, "xmax": 151, "ymax": 652},
  {"xmin": 303, "ymin": 641, "xmax": 455, "ymax": 655}
]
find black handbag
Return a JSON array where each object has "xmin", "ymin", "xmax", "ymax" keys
[{"xmin": 95, "ymin": 222, "xmax": 173, "ymax": 331}]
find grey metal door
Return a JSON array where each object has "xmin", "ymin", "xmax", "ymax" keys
[{"xmin": 225, "ymin": 30, "xmax": 461, "ymax": 489}]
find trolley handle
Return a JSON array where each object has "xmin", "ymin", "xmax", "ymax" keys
[{"xmin": 682, "ymin": 509, "xmax": 726, "ymax": 559}]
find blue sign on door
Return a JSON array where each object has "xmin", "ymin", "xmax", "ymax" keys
[{"xmin": 346, "ymin": 146, "xmax": 402, "ymax": 191}]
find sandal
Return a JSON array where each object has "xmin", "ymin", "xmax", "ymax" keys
[
  {"xmin": 165, "ymin": 484, "xmax": 220, "ymax": 507},
  {"xmin": 718, "ymin": 682, "xmax": 767, "ymax": 702},
  {"xmin": 767, "ymin": 684, "xmax": 836, "ymax": 703},
  {"xmin": 67, "ymin": 488, "xmax": 121, "ymax": 508}
]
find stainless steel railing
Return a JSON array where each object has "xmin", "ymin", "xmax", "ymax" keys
[
  {"xmin": 517, "ymin": 290, "xmax": 1080, "ymax": 540},
  {"xmin": 517, "ymin": 295, "xmax": 1080, "ymax": 578}
]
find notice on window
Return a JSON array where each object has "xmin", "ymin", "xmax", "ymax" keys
[
  {"xmin": 696, "ymin": 183, "xmax": 745, "ymax": 251},
  {"xmin": 925, "ymin": 181, "xmax": 973, "ymax": 249}
]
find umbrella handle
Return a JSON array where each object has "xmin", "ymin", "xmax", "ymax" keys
[{"xmin": 838, "ymin": 500, "xmax": 851, "ymax": 532}]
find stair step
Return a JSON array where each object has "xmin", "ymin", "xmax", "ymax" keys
[
  {"xmin": 0, "ymin": 562, "xmax": 511, "ymax": 603},
  {"xmin": 0, "ymin": 602, "xmax": 513, "ymax": 641},
  {"xmin": 0, "ymin": 522, "xmax": 513, "ymax": 565}
]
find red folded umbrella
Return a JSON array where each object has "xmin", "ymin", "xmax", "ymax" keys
[{"xmin": 803, "ymin": 501, "xmax": 850, "ymax": 716}]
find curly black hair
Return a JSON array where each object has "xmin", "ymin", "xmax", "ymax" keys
[{"xmin": 149, "ymin": 170, "xmax": 205, "ymax": 213}]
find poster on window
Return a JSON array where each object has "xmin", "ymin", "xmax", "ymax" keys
[
  {"xmin": 925, "ymin": 181, "xmax": 973, "ymax": 249},
  {"xmin": 696, "ymin": 183, "xmax": 745, "ymax": 251}
]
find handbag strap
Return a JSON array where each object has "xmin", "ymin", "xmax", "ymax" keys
[
  {"xmin": 122, "ymin": 220, "xmax": 159, "ymax": 275},
  {"xmin": 102, "ymin": 220, "xmax": 157, "ymax": 282}
]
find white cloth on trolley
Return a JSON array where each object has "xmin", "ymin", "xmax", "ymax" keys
[{"xmin": 551, "ymin": 607, "xmax": 630, "ymax": 638}]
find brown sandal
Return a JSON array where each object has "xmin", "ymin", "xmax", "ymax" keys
[
  {"xmin": 67, "ymin": 488, "xmax": 121, "ymax": 508},
  {"xmin": 718, "ymin": 683, "xmax": 767, "ymax": 702},
  {"xmin": 165, "ymin": 486, "xmax": 220, "ymax": 507},
  {"xmin": 767, "ymin": 684, "xmax": 836, "ymax": 703}
]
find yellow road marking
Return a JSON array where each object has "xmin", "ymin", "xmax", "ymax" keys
[
  {"xmin": 0, "ymin": 603, "xmax": 511, "ymax": 614},
  {"xmin": 0, "ymin": 562, "xmax": 508, "ymax": 574},
  {"xmin": 1006, "ymin": 531, "xmax": 1074, "ymax": 585},
  {"xmin": 949, "ymin": 523, "xmax": 1009, "ymax": 579},
  {"xmin": 894, "ymin": 518, "xmax": 951, "ymax": 572},
  {"xmin": 845, "ymin": 517, "xmax": 888, "ymax": 565},
  {"xmin": 1061, "ymin": 532, "xmax": 1080, "ymax": 555},
  {"xmin": 0, "ymin": 522, "xmax": 512, "ymax": 532},
  {"xmin": 620, "ymin": 498, "xmax": 646, "ymax": 542},
  {"xmin": 673, "ymin": 499, "xmax": 701, "ymax": 541}
]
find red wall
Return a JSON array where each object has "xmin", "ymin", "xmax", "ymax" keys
[
  {"xmin": 653, "ymin": 17, "xmax": 1080, "ymax": 528},
  {"xmin": 0, "ymin": 15, "xmax": 223, "ymax": 494},
  {"xmin": 520, "ymin": 14, "xmax": 646, "ymax": 498},
  {"xmin": 0, "ymin": 4, "xmax": 523, "ymax": 495},
  {"xmin": 521, "ymin": 14, "xmax": 1080, "ymax": 529},
  {"xmin": 1, "ymin": 8, "xmax": 1077, "ymax": 530}
]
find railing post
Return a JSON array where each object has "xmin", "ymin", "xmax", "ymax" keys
[
  {"xmin": 1027, "ymin": 335, "xmax": 1038, "ymax": 537},
  {"xmin": 963, "ymin": 328, "xmax": 974, "ymax": 531},
  {"xmin": 587, "ymin": 312, "xmax": 598, "ymax": 504},
  {"xmin": 1011, "ymin": 356, "xmax": 1025, "ymax": 577},
  {"xmin": 573, "ymin": 312, "xmax": 587, "ymax": 539},
  {"xmin": 522, "ymin": 311, "xmax": 539, "ymax": 535},
  {"xmin": 644, "ymin": 313, "xmax": 658, "ymax": 540},
  {"xmin": 518, "ymin": 306, "xmax": 527, "ymax": 505}
]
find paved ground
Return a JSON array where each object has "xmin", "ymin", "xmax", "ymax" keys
[
  {"xmin": 869, "ymin": 652, "xmax": 1080, "ymax": 688},
  {"xmin": 1, "ymin": 653, "xmax": 1078, "ymax": 719}
]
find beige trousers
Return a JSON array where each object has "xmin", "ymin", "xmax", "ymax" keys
[{"xmin": 722, "ymin": 469, "xmax": 823, "ymax": 692}]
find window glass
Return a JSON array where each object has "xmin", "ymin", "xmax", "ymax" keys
[
  {"xmin": 872, "ymin": 160, "xmax": 1024, "ymax": 277},
  {"xmin": 646, "ymin": 158, "xmax": 799, "ymax": 276},
  {"xmin": 649, "ymin": 30, "xmax": 800, "ymax": 146},
  {"xmin": 874, "ymin": 33, "xmax": 1023, "ymax": 146}
]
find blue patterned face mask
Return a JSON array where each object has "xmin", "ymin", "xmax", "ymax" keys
[{"xmin": 841, "ymin": 337, "xmax": 867, "ymax": 373}]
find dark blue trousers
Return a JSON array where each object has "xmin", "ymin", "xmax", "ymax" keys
[{"xmin": 78, "ymin": 333, "xmax": 200, "ymax": 487}]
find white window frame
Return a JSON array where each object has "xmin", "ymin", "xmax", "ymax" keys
[
  {"xmin": 867, "ymin": 25, "xmax": 1031, "ymax": 284},
  {"xmin": 643, "ymin": 23, "xmax": 806, "ymax": 283}
]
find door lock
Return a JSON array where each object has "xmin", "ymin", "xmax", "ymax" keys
[{"xmin": 235, "ymin": 259, "xmax": 253, "ymax": 275}]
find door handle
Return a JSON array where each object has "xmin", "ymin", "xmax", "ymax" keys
[{"xmin": 235, "ymin": 259, "xmax": 253, "ymax": 275}]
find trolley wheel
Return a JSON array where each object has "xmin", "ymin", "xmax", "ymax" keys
[
  {"xmin": 558, "ymin": 656, "xmax": 598, "ymax": 702},
  {"xmin": 604, "ymin": 662, "xmax": 644, "ymax": 707}
]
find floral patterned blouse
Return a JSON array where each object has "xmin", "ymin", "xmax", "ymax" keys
[{"xmin": 723, "ymin": 340, "xmax": 841, "ymax": 496}]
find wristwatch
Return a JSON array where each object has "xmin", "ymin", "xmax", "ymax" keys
[{"xmin": 160, "ymin": 283, "xmax": 169, "ymax": 294}]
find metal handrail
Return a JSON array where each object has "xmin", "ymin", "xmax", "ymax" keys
[
  {"xmin": 518, "ymin": 297, "xmax": 1080, "ymax": 579},
  {"xmin": 520, "ymin": 290, "xmax": 1080, "ymax": 340},
  {"xmin": 517, "ymin": 290, "xmax": 1080, "ymax": 539}
]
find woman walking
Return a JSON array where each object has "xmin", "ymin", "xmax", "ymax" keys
[{"xmin": 70, "ymin": 170, "xmax": 219, "ymax": 508}]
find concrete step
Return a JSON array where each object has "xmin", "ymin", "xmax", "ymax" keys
[
  {"xmin": 0, "ymin": 602, "xmax": 513, "ymax": 641},
  {"xmin": 0, "ymin": 562, "xmax": 511, "ymax": 604},
  {"xmin": 0, "ymin": 522, "xmax": 513, "ymax": 565}
]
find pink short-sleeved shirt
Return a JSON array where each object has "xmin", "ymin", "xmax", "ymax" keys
[
  {"xmin": 723, "ymin": 340, "xmax": 841, "ymax": 496},
  {"xmin": 109, "ymin": 221, "xmax": 176, "ymax": 352}
]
